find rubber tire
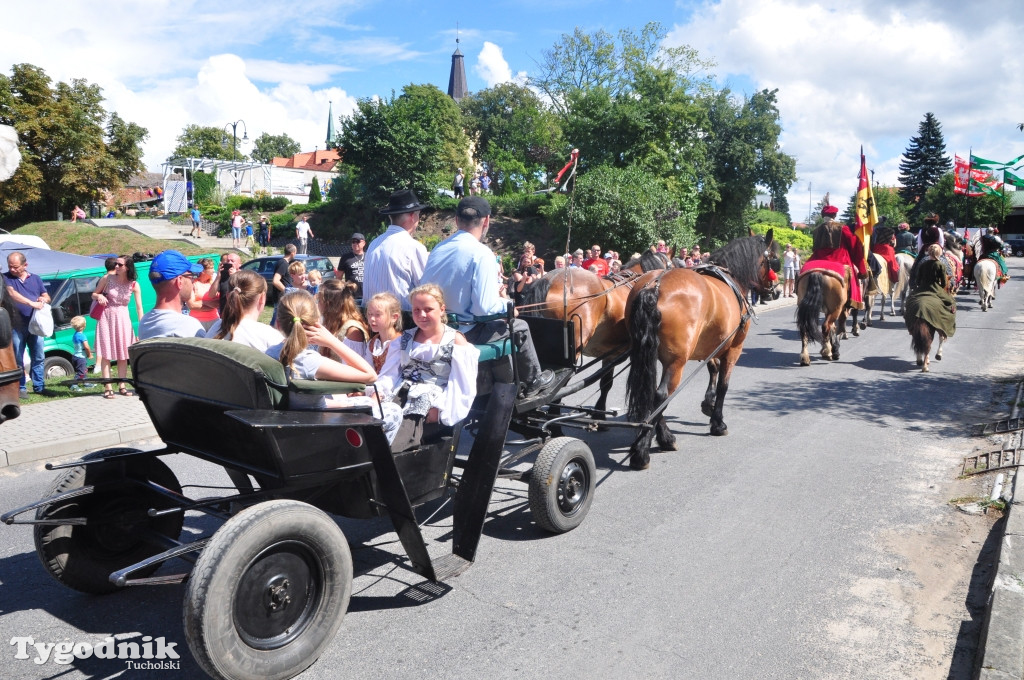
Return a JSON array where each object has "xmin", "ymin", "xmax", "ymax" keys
[
  {"xmin": 183, "ymin": 500, "xmax": 352, "ymax": 680},
  {"xmin": 33, "ymin": 449, "xmax": 184, "ymax": 594},
  {"xmin": 44, "ymin": 355, "xmax": 74, "ymax": 379},
  {"xmin": 529, "ymin": 437, "xmax": 596, "ymax": 534}
]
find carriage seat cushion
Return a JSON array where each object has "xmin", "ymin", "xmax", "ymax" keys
[
  {"xmin": 129, "ymin": 337, "xmax": 365, "ymax": 410},
  {"xmin": 474, "ymin": 337, "xmax": 512, "ymax": 362}
]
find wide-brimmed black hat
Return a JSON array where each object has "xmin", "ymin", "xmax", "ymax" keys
[{"xmin": 379, "ymin": 189, "xmax": 427, "ymax": 215}]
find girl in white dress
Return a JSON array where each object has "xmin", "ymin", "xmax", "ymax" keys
[{"xmin": 375, "ymin": 283, "xmax": 479, "ymax": 452}]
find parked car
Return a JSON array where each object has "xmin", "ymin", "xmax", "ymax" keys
[
  {"xmin": 1003, "ymin": 238, "xmax": 1024, "ymax": 257},
  {"xmin": 240, "ymin": 254, "xmax": 336, "ymax": 303}
]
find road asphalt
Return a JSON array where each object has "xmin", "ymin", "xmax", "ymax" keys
[{"xmin": 0, "ymin": 284, "xmax": 1021, "ymax": 677}]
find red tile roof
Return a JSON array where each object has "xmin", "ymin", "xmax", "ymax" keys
[{"xmin": 271, "ymin": 149, "xmax": 341, "ymax": 171}]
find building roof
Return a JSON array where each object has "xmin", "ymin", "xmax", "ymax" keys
[{"xmin": 271, "ymin": 149, "xmax": 341, "ymax": 171}]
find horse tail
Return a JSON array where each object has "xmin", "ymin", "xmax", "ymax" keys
[
  {"xmin": 910, "ymin": 319, "xmax": 931, "ymax": 356},
  {"xmin": 796, "ymin": 273, "xmax": 824, "ymax": 343},
  {"xmin": 626, "ymin": 285, "xmax": 662, "ymax": 423}
]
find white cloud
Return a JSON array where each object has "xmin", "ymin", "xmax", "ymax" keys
[
  {"xmin": 475, "ymin": 42, "xmax": 528, "ymax": 88},
  {"xmin": 667, "ymin": 0, "xmax": 1024, "ymax": 220}
]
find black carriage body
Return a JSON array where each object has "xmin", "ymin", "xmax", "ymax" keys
[{"xmin": 130, "ymin": 338, "xmax": 455, "ymax": 512}]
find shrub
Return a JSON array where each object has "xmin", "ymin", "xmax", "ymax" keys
[
  {"xmin": 309, "ymin": 177, "xmax": 322, "ymax": 203},
  {"xmin": 192, "ymin": 172, "xmax": 217, "ymax": 205}
]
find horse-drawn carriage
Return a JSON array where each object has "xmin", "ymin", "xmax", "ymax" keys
[{"xmin": 1, "ymin": 328, "xmax": 600, "ymax": 680}]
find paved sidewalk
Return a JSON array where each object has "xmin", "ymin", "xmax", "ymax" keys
[
  {"xmin": 0, "ymin": 392, "xmax": 157, "ymax": 468},
  {"xmin": 87, "ymin": 217, "xmax": 247, "ymax": 253}
]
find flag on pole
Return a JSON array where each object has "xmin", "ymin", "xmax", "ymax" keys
[
  {"xmin": 955, "ymin": 155, "xmax": 1003, "ymax": 195},
  {"xmin": 854, "ymin": 146, "xmax": 877, "ymax": 264},
  {"xmin": 971, "ymin": 154, "xmax": 1002, "ymax": 168},
  {"xmin": 1005, "ymin": 169, "xmax": 1024, "ymax": 189}
]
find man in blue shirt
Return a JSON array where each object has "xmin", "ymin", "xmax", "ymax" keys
[
  {"xmin": 3, "ymin": 251, "xmax": 51, "ymax": 396},
  {"xmin": 422, "ymin": 196, "xmax": 553, "ymax": 396}
]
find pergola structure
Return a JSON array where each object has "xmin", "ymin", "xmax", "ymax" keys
[{"xmin": 160, "ymin": 157, "xmax": 302, "ymax": 213}]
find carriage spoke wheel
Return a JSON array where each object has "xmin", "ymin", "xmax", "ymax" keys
[
  {"xmin": 529, "ymin": 437, "xmax": 596, "ymax": 534},
  {"xmin": 184, "ymin": 500, "xmax": 351, "ymax": 680}
]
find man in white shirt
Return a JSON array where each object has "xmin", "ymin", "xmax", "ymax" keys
[
  {"xmin": 295, "ymin": 215, "xmax": 314, "ymax": 255},
  {"xmin": 138, "ymin": 250, "xmax": 205, "ymax": 340},
  {"xmin": 363, "ymin": 189, "xmax": 429, "ymax": 311}
]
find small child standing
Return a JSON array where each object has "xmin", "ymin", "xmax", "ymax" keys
[
  {"xmin": 306, "ymin": 269, "xmax": 322, "ymax": 295},
  {"xmin": 70, "ymin": 315, "xmax": 93, "ymax": 389}
]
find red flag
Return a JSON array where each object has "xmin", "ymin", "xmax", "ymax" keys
[{"xmin": 955, "ymin": 154, "xmax": 1002, "ymax": 195}]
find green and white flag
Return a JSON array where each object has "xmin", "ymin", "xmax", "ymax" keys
[{"xmin": 1005, "ymin": 169, "xmax": 1024, "ymax": 189}]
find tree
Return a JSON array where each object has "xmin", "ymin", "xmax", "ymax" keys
[
  {"xmin": 897, "ymin": 112, "xmax": 952, "ymax": 215},
  {"xmin": 694, "ymin": 88, "xmax": 797, "ymax": 244},
  {"xmin": 169, "ymin": 124, "xmax": 240, "ymax": 161},
  {"xmin": 0, "ymin": 63, "xmax": 148, "ymax": 219},
  {"xmin": 542, "ymin": 164, "xmax": 698, "ymax": 255},
  {"xmin": 251, "ymin": 132, "xmax": 301, "ymax": 164},
  {"xmin": 921, "ymin": 173, "xmax": 1007, "ymax": 229},
  {"xmin": 460, "ymin": 83, "xmax": 562, "ymax": 193},
  {"xmin": 338, "ymin": 84, "xmax": 469, "ymax": 204},
  {"xmin": 308, "ymin": 176, "xmax": 322, "ymax": 203}
]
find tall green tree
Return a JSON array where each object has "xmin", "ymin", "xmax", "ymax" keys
[
  {"xmin": 0, "ymin": 63, "xmax": 148, "ymax": 219},
  {"xmin": 338, "ymin": 84, "xmax": 469, "ymax": 204},
  {"xmin": 460, "ymin": 83, "xmax": 562, "ymax": 193},
  {"xmin": 169, "ymin": 124, "xmax": 241, "ymax": 161},
  {"xmin": 250, "ymin": 132, "xmax": 301, "ymax": 164},
  {"xmin": 308, "ymin": 176, "xmax": 322, "ymax": 203},
  {"xmin": 694, "ymin": 88, "xmax": 797, "ymax": 243},
  {"xmin": 897, "ymin": 112, "xmax": 952, "ymax": 214}
]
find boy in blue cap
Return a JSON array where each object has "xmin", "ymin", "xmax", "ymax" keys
[{"xmin": 138, "ymin": 250, "xmax": 205, "ymax": 339}]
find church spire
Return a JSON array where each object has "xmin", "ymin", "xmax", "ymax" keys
[
  {"xmin": 447, "ymin": 24, "xmax": 467, "ymax": 102},
  {"xmin": 325, "ymin": 100, "xmax": 336, "ymax": 149}
]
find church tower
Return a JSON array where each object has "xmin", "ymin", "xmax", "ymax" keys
[
  {"xmin": 325, "ymin": 100, "xmax": 336, "ymax": 149},
  {"xmin": 447, "ymin": 29, "xmax": 468, "ymax": 101}
]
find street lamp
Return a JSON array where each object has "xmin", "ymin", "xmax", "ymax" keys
[{"xmin": 223, "ymin": 120, "xmax": 248, "ymax": 162}]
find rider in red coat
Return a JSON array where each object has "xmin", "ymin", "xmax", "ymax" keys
[
  {"xmin": 806, "ymin": 204, "xmax": 866, "ymax": 308},
  {"xmin": 870, "ymin": 224, "xmax": 900, "ymax": 283}
]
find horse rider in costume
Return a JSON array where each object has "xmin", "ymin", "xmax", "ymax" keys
[
  {"xmin": 806, "ymin": 204, "xmax": 866, "ymax": 310},
  {"xmin": 910, "ymin": 213, "xmax": 946, "ymax": 287},
  {"xmin": 870, "ymin": 223, "xmax": 901, "ymax": 284},
  {"xmin": 979, "ymin": 226, "xmax": 1009, "ymax": 284},
  {"xmin": 895, "ymin": 222, "xmax": 916, "ymax": 256}
]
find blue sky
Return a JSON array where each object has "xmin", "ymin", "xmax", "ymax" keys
[{"xmin": 3, "ymin": 0, "xmax": 1023, "ymax": 223}]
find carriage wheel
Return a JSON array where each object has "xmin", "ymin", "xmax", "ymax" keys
[
  {"xmin": 184, "ymin": 500, "xmax": 351, "ymax": 680},
  {"xmin": 33, "ymin": 449, "xmax": 184, "ymax": 595},
  {"xmin": 529, "ymin": 437, "xmax": 596, "ymax": 534}
]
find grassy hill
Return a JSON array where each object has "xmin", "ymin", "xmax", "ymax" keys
[{"xmin": 7, "ymin": 222, "xmax": 225, "ymax": 257}]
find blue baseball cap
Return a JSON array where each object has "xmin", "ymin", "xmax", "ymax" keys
[{"xmin": 149, "ymin": 250, "xmax": 202, "ymax": 283}]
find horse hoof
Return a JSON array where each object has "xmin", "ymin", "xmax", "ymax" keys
[
  {"xmin": 710, "ymin": 424, "xmax": 728, "ymax": 436},
  {"xmin": 935, "ymin": 354, "xmax": 942, "ymax": 361},
  {"xmin": 851, "ymin": 328, "xmax": 859, "ymax": 337},
  {"xmin": 830, "ymin": 353, "xmax": 839, "ymax": 361},
  {"xmin": 658, "ymin": 436, "xmax": 678, "ymax": 451},
  {"xmin": 858, "ymin": 322, "xmax": 866, "ymax": 330},
  {"xmin": 629, "ymin": 454, "xmax": 650, "ymax": 471},
  {"xmin": 922, "ymin": 365, "xmax": 929, "ymax": 373},
  {"xmin": 800, "ymin": 357, "xmax": 810, "ymax": 366},
  {"xmin": 701, "ymin": 402, "xmax": 714, "ymax": 417}
]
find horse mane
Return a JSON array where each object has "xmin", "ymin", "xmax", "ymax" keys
[
  {"xmin": 623, "ymin": 250, "xmax": 671, "ymax": 272},
  {"xmin": 707, "ymin": 232, "xmax": 776, "ymax": 292},
  {"xmin": 518, "ymin": 272, "xmax": 554, "ymax": 317}
]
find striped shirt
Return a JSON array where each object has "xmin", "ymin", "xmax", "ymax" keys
[{"xmin": 362, "ymin": 225, "xmax": 428, "ymax": 310}]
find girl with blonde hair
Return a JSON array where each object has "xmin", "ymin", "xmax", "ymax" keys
[
  {"xmin": 375, "ymin": 283, "xmax": 479, "ymax": 451},
  {"xmin": 363, "ymin": 291, "xmax": 402, "ymax": 373}
]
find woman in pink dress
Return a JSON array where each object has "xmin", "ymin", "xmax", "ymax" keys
[{"xmin": 91, "ymin": 256, "xmax": 143, "ymax": 398}]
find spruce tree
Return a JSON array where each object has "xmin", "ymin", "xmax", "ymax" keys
[
  {"xmin": 308, "ymin": 176, "xmax": 322, "ymax": 203},
  {"xmin": 897, "ymin": 112, "xmax": 952, "ymax": 214}
]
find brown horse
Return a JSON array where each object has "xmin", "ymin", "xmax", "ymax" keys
[
  {"xmin": 519, "ymin": 251, "xmax": 670, "ymax": 415},
  {"xmin": 0, "ymin": 281, "xmax": 22, "ymax": 424},
  {"xmin": 796, "ymin": 266, "xmax": 853, "ymax": 365},
  {"xmin": 624, "ymin": 231, "xmax": 776, "ymax": 470}
]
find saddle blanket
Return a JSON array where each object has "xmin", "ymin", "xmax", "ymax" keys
[{"xmin": 799, "ymin": 259, "xmax": 864, "ymax": 308}]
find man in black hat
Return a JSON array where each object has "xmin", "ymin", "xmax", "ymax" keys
[
  {"xmin": 422, "ymin": 196, "xmax": 554, "ymax": 396},
  {"xmin": 364, "ymin": 189, "xmax": 428, "ymax": 310},
  {"xmin": 339, "ymin": 232, "xmax": 366, "ymax": 298}
]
